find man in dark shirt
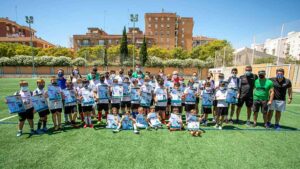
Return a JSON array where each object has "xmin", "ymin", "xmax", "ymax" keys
[
  {"xmin": 236, "ymin": 65, "xmax": 258, "ymax": 125},
  {"xmin": 267, "ymin": 68, "xmax": 292, "ymax": 129}
]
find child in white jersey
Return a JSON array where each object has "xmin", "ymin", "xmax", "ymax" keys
[
  {"xmin": 33, "ymin": 79, "xmax": 49, "ymax": 134},
  {"xmin": 113, "ymin": 111, "xmax": 139, "ymax": 134},
  {"xmin": 48, "ymin": 77, "xmax": 63, "ymax": 131},
  {"xmin": 147, "ymin": 106, "xmax": 162, "ymax": 130},
  {"xmin": 215, "ymin": 81, "xmax": 228, "ymax": 130},
  {"xmin": 13, "ymin": 80, "xmax": 35, "ymax": 137},
  {"xmin": 79, "ymin": 78, "xmax": 95, "ymax": 128}
]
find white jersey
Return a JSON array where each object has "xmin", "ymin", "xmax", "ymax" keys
[
  {"xmin": 215, "ymin": 89, "xmax": 228, "ymax": 107},
  {"xmin": 89, "ymin": 79, "xmax": 100, "ymax": 91},
  {"xmin": 154, "ymin": 87, "xmax": 168, "ymax": 107},
  {"xmin": 16, "ymin": 90, "xmax": 33, "ymax": 110},
  {"xmin": 33, "ymin": 88, "xmax": 46, "ymax": 96}
]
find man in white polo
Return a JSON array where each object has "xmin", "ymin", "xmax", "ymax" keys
[{"xmin": 267, "ymin": 68, "xmax": 292, "ymax": 130}]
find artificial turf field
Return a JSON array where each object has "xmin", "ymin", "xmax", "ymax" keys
[{"xmin": 0, "ymin": 78, "xmax": 299, "ymax": 169}]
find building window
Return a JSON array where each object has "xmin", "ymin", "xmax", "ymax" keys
[
  {"xmin": 83, "ymin": 40, "xmax": 90, "ymax": 46},
  {"xmin": 166, "ymin": 31, "xmax": 170, "ymax": 36},
  {"xmin": 99, "ymin": 40, "xmax": 105, "ymax": 45},
  {"xmin": 182, "ymin": 28, "xmax": 185, "ymax": 32},
  {"xmin": 6, "ymin": 25, "xmax": 9, "ymax": 31},
  {"xmin": 155, "ymin": 24, "xmax": 158, "ymax": 29},
  {"xmin": 148, "ymin": 17, "xmax": 151, "ymax": 21},
  {"xmin": 161, "ymin": 17, "xmax": 164, "ymax": 21},
  {"xmin": 182, "ymin": 21, "xmax": 185, "ymax": 25},
  {"xmin": 108, "ymin": 40, "xmax": 112, "ymax": 44},
  {"xmin": 182, "ymin": 34, "xmax": 184, "ymax": 38},
  {"xmin": 161, "ymin": 24, "xmax": 164, "ymax": 28},
  {"xmin": 12, "ymin": 27, "xmax": 15, "ymax": 33},
  {"xmin": 167, "ymin": 17, "xmax": 170, "ymax": 21},
  {"xmin": 155, "ymin": 17, "xmax": 158, "ymax": 21},
  {"xmin": 155, "ymin": 31, "xmax": 158, "ymax": 35},
  {"xmin": 148, "ymin": 24, "xmax": 151, "ymax": 28},
  {"xmin": 167, "ymin": 24, "xmax": 170, "ymax": 28},
  {"xmin": 161, "ymin": 31, "xmax": 164, "ymax": 36},
  {"xmin": 116, "ymin": 40, "xmax": 119, "ymax": 44}
]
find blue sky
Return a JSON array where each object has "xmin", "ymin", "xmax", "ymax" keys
[{"xmin": 1, "ymin": 0, "xmax": 300, "ymax": 48}]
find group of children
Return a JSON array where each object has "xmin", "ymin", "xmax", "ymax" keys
[{"xmin": 8, "ymin": 67, "xmax": 242, "ymax": 137}]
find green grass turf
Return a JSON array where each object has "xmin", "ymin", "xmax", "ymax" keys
[{"xmin": 0, "ymin": 78, "xmax": 300, "ymax": 169}]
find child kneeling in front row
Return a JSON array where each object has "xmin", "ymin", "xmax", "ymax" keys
[
  {"xmin": 113, "ymin": 111, "xmax": 139, "ymax": 134},
  {"xmin": 186, "ymin": 109, "xmax": 203, "ymax": 137},
  {"xmin": 167, "ymin": 107, "xmax": 183, "ymax": 131},
  {"xmin": 106, "ymin": 107, "xmax": 120, "ymax": 129},
  {"xmin": 147, "ymin": 106, "xmax": 162, "ymax": 130}
]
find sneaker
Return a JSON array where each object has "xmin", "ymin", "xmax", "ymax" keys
[
  {"xmin": 58, "ymin": 125, "xmax": 63, "ymax": 130},
  {"xmin": 265, "ymin": 122, "xmax": 271, "ymax": 129},
  {"xmin": 54, "ymin": 125, "xmax": 59, "ymax": 131},
  {"xmin": 274, "ymin": 124, "xmax": 280, "ymax": 130},
  {"xmin": 83, "ymin": 124, "xmax": 88, "ymax": 128},
  {"xmin": 42, "ymin": 127, "xmax": 48, "ymax": 132},
  {"xmin": 30, "ymin": 129, "xmax": 36, "ymax": 135},
  {"xmin": 218, "ymin": 126, "xmax": 223, "ymax": 130},
  {"xmin": 246, "ymin": 121, "xmax": 251, "ymax": 126},
  {"xmin": 113, "ymin": 129, "xmax": 120, "ymax": 133},
  {"xmin": 16, "ymin": 130, "xmax": 22, "ymax": 137},
  {"xmin": 203, "ymin": 121, "xmax": 208, "ymax": 126},
  {"xmin": 252, "ymin": 123, "xmax": 257, "ymax": 128},
  {"xmin": 90, "ymin": 124, "xmax": 94, "ymax": 128},
  {"xmin": 134, "ymin": 130, "xmax": 140, "ymax": 134},
  {"xmin": 212, "ymin": 118, "xmax": 216, "ymax": 123},
  {"xmin": 214, "ymin": 124, "xmax": 219, "ymax": 129},
  {"xmin": 229, "ymin": 119, "xmax": 233, "ymax": 124},
  {"xmin": 235, "ymin": 119, "xmax": 240, "ymax": 124},
  {"xmin": 36, "ymin": 129, "xmax": 43, "ymax": 135}
]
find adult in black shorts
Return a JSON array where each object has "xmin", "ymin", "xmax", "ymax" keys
[{"xmin": 236, "ymin": 65, "xmax": 257, "ymax": 125}]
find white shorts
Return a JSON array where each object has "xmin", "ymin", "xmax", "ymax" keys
[
  {"xmin": 136, "ymin": 123, "xmax": 148, "ymax": 129},
  {"xmin": 269, "ymin": 100, "xmax": 286, "ymax": 112}
]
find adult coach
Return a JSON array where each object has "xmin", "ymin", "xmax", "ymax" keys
[
  {"xmin": 87, "ymin": 66, "xmax": 100, "ymax": 81},
  {"xmin": 252, "ymin": 70, "xmax": 274, "ymax": 127},
  {"xmin": 267, "ymin": 68, "xmax": 292, "ymax": 129},
  {"xmin": 236, "ymin": 65, "xmax": 258, "ymax": 125}
]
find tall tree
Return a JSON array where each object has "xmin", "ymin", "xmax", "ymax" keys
[
  {"xmin": 120, "ymin": 26, "xmax": 128, "ymax": 66},
  {"xmin": 139, "ymin": 36, "xmax": 148, "ymax": 66}
]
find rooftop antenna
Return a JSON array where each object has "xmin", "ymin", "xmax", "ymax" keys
[{"xmin": 162, "ymin": 8, "xmax": 164, "ymax": 13}]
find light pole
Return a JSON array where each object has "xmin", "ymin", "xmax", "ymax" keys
[
  {"xmin": 25, "ymin": 16, "xmax": 35, "ymax": 77},
  {"xmin": 130, "ymin": 14, "xmax": 138, "ymax": 69}
]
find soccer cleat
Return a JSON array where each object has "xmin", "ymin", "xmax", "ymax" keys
[
  {"xmin": 30, "ymin": 129, "xmax": 36, "ymax": 135},
  {"xmin": 134, "ymin": 130, "xmax": 140, "ymax": 134},
  {"xmin": 90, "ymin": 124, "xmax": 94, "ymax": 128},
  {"xmin": 54, "ymin": 125, "xmax": 59, "ymax": 131},
  {"xmin": 212, "ymin": 118, "xmax": 216, "ymax": 123},
  {"xmin": 274, "ymin": 124, "xmax": 280, "ymax": 130},
  {"xmin": 229, "ymin": 119, "xmax": 234, "ymax": 124},
  {"xmin": 36, "ymin": 129, "xmax": 43, "ymax": 135},
  {"xmin": 112, "ymin": 129, "xmax": 120, "ymax": 133},
  {"xmin": 218, "ymin": 126, "xmax": 223, "ymax": 130},
  {"xmin": 246, "ymin": 121, "xmax": 251, "ymax": 126},
  {"xmin": 16, "ymin": 130, "xmax": 22, "ymax": 137},
  {"xmin": 235, "ymin": 119, "xmax": 240, "ymax": 124},
  {"xmin": 42, "ymin": 127, "xmax": 48, "ymax": 132},
  {"xmin": 83, "ymin": 124, "xmax": 88, "ymax": 128},
  {"xmin": 59, "ymin": 125, "xmax": 63, "ymax": 130},
  {"xmin": 214, "ymin": 124, "xmax": 219, "ymax": 129}
]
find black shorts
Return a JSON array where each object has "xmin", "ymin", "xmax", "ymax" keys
[
  {"xmin": 202, "ymin": 107, "xmax": 212, "ymax": 114},
  {"xmin": 131, "ymin": 103, "xmax": 140, "ymax": 110},
  {"xmin": 217, "ymin": 107, "xmax": 228, "ymax": 116},
  {"xmin": 167, "ymin": 98, "xmax": 171, "ymax": 105},
  {"xmin": 196, "ymin": 97, "xmax": 200, "ymax": 104},
  {"xmin": 38, "ymin": 109, "xmax": 50, "ymax": 117},
  {"xmin": 155, "ymin": 106, "xmax": 166, "ymax": 112},
  {"xmin": 50, "ymin": 108, "xmax": 62, "ymax": 114},
  {"xmin": 213, "ymin": 100, "xmax": 218, "ymax": 107},
  {"xmin": 121, "ymin": 101, "xmax": 131, "ymax": 108},
  {"xmin": 18, "ymin": 107, "xmax": 34, "ymax": 121},
  {"xmin": 171, "ymin": 106, "xmax": 183, "ymax": 113},
  {"xmin": 111, "ymin": 103, "xmax": 120, "ymax": 109},
  {"xmin": 185, "ymin": 104, "xmax": 196, "ymax": 112},
  {"xmin": 65, "ymin": 106, "xmax": 76, "ymax": 114},
  {"xmin": 253, "ymin": 100, "xmax": 268, "ymax": 114},
  {"xmin": 82, "ymin": 106, "xmax": 93, "ymax": 112},
  {"xmin": 237, "ymin": 97, "xmax": 253, "ymax": 108},
  {"xmin": 97, "ymin": 103, "xmax": 109, "ymax": 112},
  {"xmin": 78, "ymin": 104, "xmax": 83, "ymax": 113}
]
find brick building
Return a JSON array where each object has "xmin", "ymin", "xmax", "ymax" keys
[
  {"xmin": 192, "ymin": 36, "xmax": 217, "ymax": 47},
  {"xmin": 144, "ymin": 12, "xmax": 194, "ymax": 50},
  {"xmin": 73, "ymin": 27, "xmax": 155, "ymax": 51},
  {"xmin": 0, "ymin": 17, "xmax": 54, "ymax": 48}
]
